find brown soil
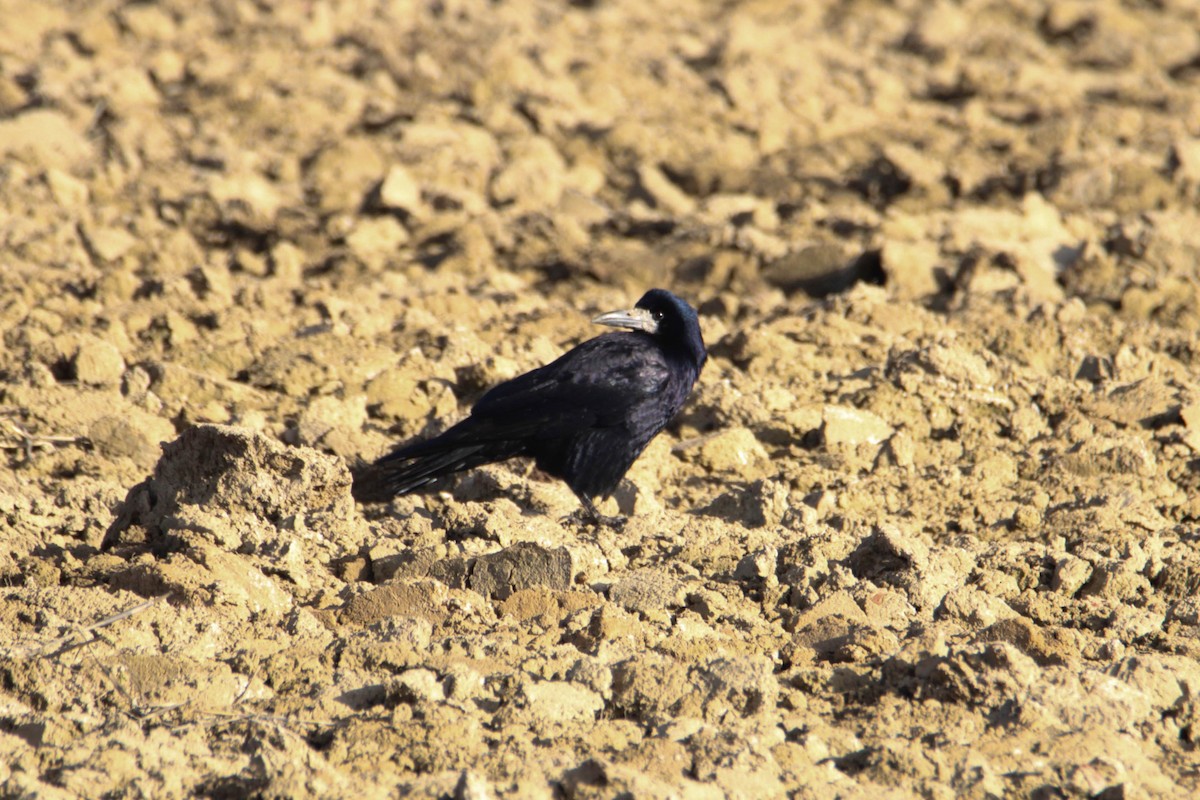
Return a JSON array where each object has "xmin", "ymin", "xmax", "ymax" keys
[{"xmin": 4, "ymin": 0, "xmax": 1200, "ymax": 797}]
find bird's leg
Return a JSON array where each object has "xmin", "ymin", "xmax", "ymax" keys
[
  {"xmin": 578, "ymin": 496, "xmax": 626, "ymax": 530},
  {"xmin": 580, "ymin": 496, "xmax": 601, "ymax": 523}
]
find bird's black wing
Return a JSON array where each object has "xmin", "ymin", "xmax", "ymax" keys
[{"xmin": 470, "ymin": 332, "xmax": 672, "ymax": 431}]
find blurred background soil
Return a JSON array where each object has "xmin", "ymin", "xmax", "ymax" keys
[{"xmin": 3, "ymin": 0, "xmax": 1200, "ymax": 797}]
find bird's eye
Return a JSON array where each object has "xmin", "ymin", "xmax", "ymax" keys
[{"xmin": 652, "ymin": 309, "xmax": 664, "ymax": 321}]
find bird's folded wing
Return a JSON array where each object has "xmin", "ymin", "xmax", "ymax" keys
[
  {"xmin": 459, "ymin": 384, "xmax": 625, "ymax": 441},
  {"xmin": 473, "ymin": 335, "xmax": 671, "ymax": 419}
]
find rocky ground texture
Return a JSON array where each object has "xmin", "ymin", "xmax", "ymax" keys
[{"xmin": 3, "ymin": 0, "xmax": 1200, "ymax": 797}]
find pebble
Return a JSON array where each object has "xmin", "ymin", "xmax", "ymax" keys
[{"xmin": 74, "ymin": 337, "xmax": 125, "ymax": 386}]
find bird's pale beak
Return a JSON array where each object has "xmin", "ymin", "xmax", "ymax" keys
[{"xmin": 592, "ymin": 306, "xmax": 658, "ymax": 334}]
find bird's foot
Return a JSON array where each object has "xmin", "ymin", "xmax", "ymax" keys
[
  {"xmin": 572, "ymin": 498, "xmax": 627, "ymax": 530},
  {"xmin": 591, "ymin": 511, "xmax": 627, "ymax": 530}
]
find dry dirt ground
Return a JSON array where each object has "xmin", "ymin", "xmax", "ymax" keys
[{"xmin": 3, "ymin": 0, "xmax": 1200, "ymax": 797}]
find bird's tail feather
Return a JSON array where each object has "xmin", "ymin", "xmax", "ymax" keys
[{"xmin": 351, "ymin": 437, "xmax": 521, "ymax": 502}]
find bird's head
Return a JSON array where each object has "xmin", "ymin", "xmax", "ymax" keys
[{"xmin": 592, "ymin": 289, "xmax": 707, "ymax": 371}]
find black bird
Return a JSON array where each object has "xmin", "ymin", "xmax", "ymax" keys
[{"xmin": 352, "ymin": 289, "xmax": 706, "ymax": 522}]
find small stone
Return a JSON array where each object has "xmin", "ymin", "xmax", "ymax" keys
[
  {"xmin": 308, "ymin": 137, "xmax": 386, "ymax": 214},
  {"xmin": 84, "ymin": 225, "xmax": 138, "ymax": 263},
  {"xmin": 431, "ymin": 542, "xmax": 573, "ymax": 601},
  {"xmin": 636, "ymin": 163, "xmax": 695, "ymax": 216},
  {"xmin": 392, "ymin": 668, "xmax": 445, "ymax": 704},
  {"xmin": 1180, "ymin": 402, "xmax": 1200, "ymax": 430},
  {"xmin": 340, "ymin": 581, "xmax": 451, "ymax": 627},
  {"xmin": 1089, "ymin": 377, "xmax": 1177, "ymax": 428},
  {"xmin": 1084, "ymin": 561, "xmax": 1147, "ymax": 604},
  {"xmin": 880, "ymin": 430, "xmax": 915, "ymax": 467},
  {"xmin": 1052, "ymin": 555, "xmax": 1092, "ymax": 596},
  {"xmin": 97, "ymin": 66, "xmax": 159, "ymax": 114},
  {"xmin": 1013, "ymin": 504, "xmax": 1043, "ymax": 531},
  {"xmin": 861, "ymin": 588, "xmax": 913, "ymax": 629},
  {"xmin": 0, "ymin": 109, "xmax": 94, "ymax": 169},
  {"xmin": 696, "ymin": 655, "xmax": 779, "ymax": 718},
  {"xmin": 118, "ymin": 3, "xmax": 178, "ymax": 39},
  {"xmin": 1106, "ymin": 606, "xmax": 1165, "ymax": 641},
  {"xmin": 881, "ymin": 236, "xmax": 941, "ymax": 299},
  {"xmin": 610, "ymin": 568, "xmax": 690, "ymax": 614},
  {"xmin": 296, "ymin": 394, "xmax": 368, "ymax": 448},
  {"xmin": 924, "ymin": 344, "xmax": 996, "ymax": 387},
  {"xmin": 515, "ymin": 679, "xmax": 603, "ymax": 726},
  {"xmin": 939, "ymin": 586, "xmax": 1019, "ymax": 628},
  {"xmin": 44, "ymin": 168, "xmax": 89, "ymax": 208},
  {"xmin": 148, "ymin": 50, "xmax": 186, "ymax": 84},
  {"xmin": 490, "ymin": 136, "xmax": 567, "ymax": 212},
  {"xmin": 974, "ymin": 453, "xmax": 1017, "ymax": 491},
  {"xmin": 790, "ymin": 590, "xmax": 868, "ymax": 629},
  {"xmin": 270, "ymin": 241, "xmax": 305, "ymax": 286},
  {"xmin": 701, "ymin": 477, "xmax": 788, "ymax": 527},
  {"xmin": 74, "ymin": 337, "xmax": 125, "ymax": 386},
  {"xmin": 734, "ymin": 546, "xmax": 782, "ymax": 585},
  {"xmin": 163, "ymin": 311, "xmax": 197, "ymax": 346},
  {"xmin": 88, "ymin": 413, "xmax": 174, "ymax": 465},
  {"xmin": 1010, "ymin": 404, "xmax": 1048, "ymax": 443},
  {"xmin": 346, "ymin": 216, "xmax": 409, "ymax": 271},
  {"xmin": 1172, "ymin": 135, "xmax": 1200, "ymax": 185},
  {"xmin": 209, "ymin": 171, "xmax": 284, "ymax": 226},
  {"xmin": 693, "ymin": 427, "xmax": 768, "ymax": 472},
  {"xmin": 379, "ymin": 164, "xmax": 423, "ymax": 215},
  {"xmin": 822, "ymin": 405, "xmax": 894, "ymax": 448},
  {"xmin": 763, "ymin": 243, "xmax": 857, "ymax": 296},
  {"xmin": 0, "ymin": 75, "xmax": 26, "ymax": 115},
  {"xmin": 454, "ymin": 770, "xmax": 490, "ymax": 800},
  {"xmin": 1168, "ymin": 597, "xmax": 1200, "ymax": 626}
]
